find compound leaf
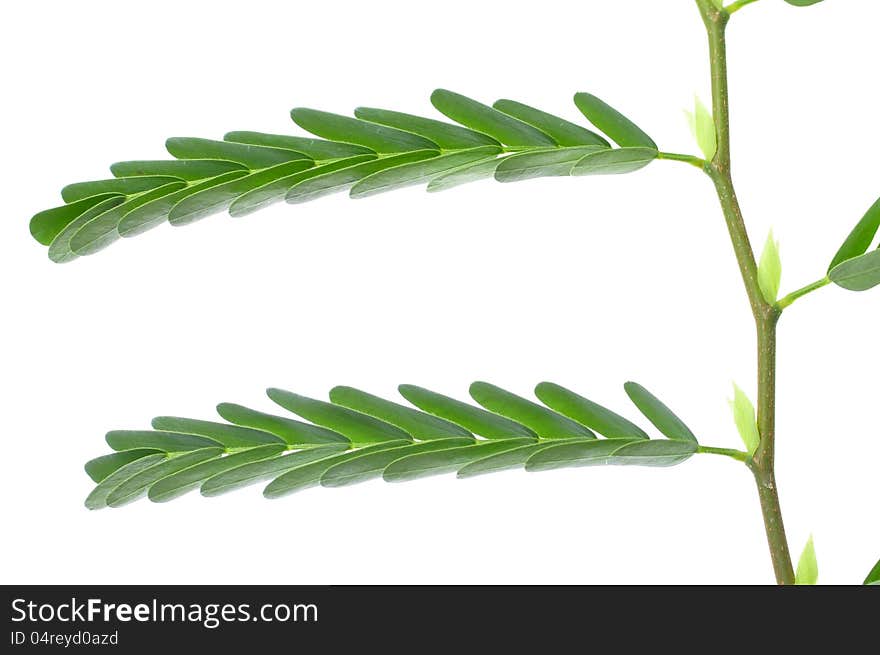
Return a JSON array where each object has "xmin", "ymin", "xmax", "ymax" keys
[
  {"xmin": 83, "ymin": 381, "xmax": 709, "ymax": 508},
  {"xmin": 32, "ymin": 90, "xmax": 674, "ymax": 260}
]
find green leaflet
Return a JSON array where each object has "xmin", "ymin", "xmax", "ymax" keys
[
  {"xmin": 285, "ymin": 150, "xmax": 439, "ymax": 204},
  {"xmin": 795, "ymin": 535, "xmax": 818, "ymax": 585},
  {"xmin": 68, "ymin": 181, "xmax": 188, "ymax": 256},
  {"xmin": 329, "ymin": 386, "xmax": 473, "ymax": 440},
  {"xmin": 290, "ymin": 108, "xmax": 438, "ymax": 153},
  {"xmin": 84, "ymin": 448, "xmax": 162, "ymax": 483},
  {"xmin": 610, "ymin": 440, "xmax": 697, "ymax": 466},
  {"xmin": 151, "ymin": 416, "xmax": 285, "ymax": 448},
  {"xmin": 106, "ymin": 430, "xmax": 223, "ymax": 453},
  {"xmin": 30, "ymin": 194, "xmax": 124, "ymax": 246},
  {"xmin": 398, "ymin": 385, "xmax": 538, "ymax": 440},
  {"xmin": 623, "ymin": 382, "xmax": 698, "ymax": 443},
  {"xmin": 167, "ymin": 160, "xmax": 315, "ymax": 226},
  {"xmin": 47, "ymin": 196, "xmax": 127, "ymax": 263},
  {"xmin": 426, "ymin": 156, "xmax": 507, "ymax": 192},
  {"xmin": 865, "ymin": 557, "xmax": 880, "ymax": 585},
  {"xmin": 493, "ymin": 99, "xmax": 610, "ymax": 147},
  {"xmin": 267, "ymin": 388, "xmax": 413, "ymax": 444},
  {"xmin": 118, "ymin": 170, "xmax": 248, "ymax": 237},
  {"xmin": 525, "ymin": 438, "xmax": 640, "ymax": 472},
  {"xmin": 757, "ymin": 230, "xmax": 782, "ymax": 303},
  {"xmin": 165, "ymin": 137, "xmax": 311, "ymax": 168},
  {"xmin": 430, "ymin": 89, "xmax": 556, "ymax": 147},
  {"xmin": 320, "ymin": 438, "xmax": 476, "ymax": 488},
  {"xmin": 829, "ymin": 249, "xmax": 880, "ymax": 291},
  {"xmin": 468, "ymin": 382, "xmax": 595, "ymax": 439},
  {"xmin": 110, "ymin": 159, "xmax": 246, "ymax": 181},
  {"xmin": 264, "ymin": 441, "xmax": 411, "ymax": 498},
  {"xmin": 229, "ymin": 155, "xmax": 377, "ymax": 217},
  {"xmin": 201, "ymin": 446, "xmax": 349, "ymax": 497},
  {"xmin": 215, "ymin": 403, "xmax": 350, "ymax": 446},
  {"xmin": 354, "ymin": 107, "xmax": 500, "ymax": 149},
  {"xmin": 730, "ymin": 384, "xmax": 760, "ymax": 455},
  {"xmin": 456, "ymin": 439, "xmax": 588, "ymax": 479},
  {"xmin": 573, "ymin": 93, "xmax": 657, "ymax": 149},
  {"xmin": 534, "ymin": 382, "xmax": 650, "ymax": 440},
  {"xmin": 105, "ymin": 448, "xmax": 224, "ymax": 508},
  {"xmin": 61, "ymin": 176, "xmax": 183, "ymax": 203},
  {"xmin": 224, "ymin": 131, "xmax": 375, "ymax": 159},
  {"xmin": 784, "ymin": 0, "xmax": 824, "ymax": 6},
  {"xmin": 383, "ymin": 439, "xmax": 537, "ymax": 482},
  {"xmin": 350, "ymin": 147, "xmax": 501, "ymax": 198},
  {"xmin": 571, "ymin": 147, "xmax": 658, "ymax": 175},
  {"xmin": 494, "ymin": 147, "xmax": 605, "ymax": 183},
  {"xmin": 829, "ymin": 196, "xmax": 880, "ymax": 271},
  {"xmin": 148, "ymin": 445, "xmax": 288, "ymax": 503},
  {"xmin": 85, "ymin": 454, "xmax": 168, "ymax": 510}
]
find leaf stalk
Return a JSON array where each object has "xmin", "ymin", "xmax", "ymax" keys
[
  {"xmin": 776, "ymin": 277, "xmax": 830, "ymax": 310},
  {"xmin": 726, "ymin": 0, "xmax": 762, "ymax": 15}
]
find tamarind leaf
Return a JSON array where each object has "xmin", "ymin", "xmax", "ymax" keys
[{"xmin": 83, "ymin": 381, "xmax": 706, "ymax": 508}]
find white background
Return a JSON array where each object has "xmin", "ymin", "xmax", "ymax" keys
[{"xmin": 1, "ymin": 0, "xmax": 877, "ymax": 585}]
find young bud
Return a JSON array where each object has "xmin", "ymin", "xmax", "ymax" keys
[
  {"xmin": 729, "ymin": 383, "xmax": 760, "ymax": 455},
  {"xmin": 795, "ymin": 535, "xmax": 818, "ymax": 585},
  {"xmin": 685, "ymin": 96, "xmax": 717, "ymax": 161},
  {"xmin": 757, "ymin": 230, "xmax": 782, "ymax": 304}
]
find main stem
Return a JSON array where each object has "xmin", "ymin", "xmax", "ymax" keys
[{"xmin": 696, "ymin": 0, "xmax": 795, "ymax": 584}]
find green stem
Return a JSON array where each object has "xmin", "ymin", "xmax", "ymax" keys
[
  {"xmin": 726, "ymin": 0, "xmax": 762, "ymax": 14},
  {"xmin": 776, "ymin": 277, "xmax": 830, "ymax": 310},
  {"xmin": 696, "ymin": 0, "xmax": 795, "ymax": 585},
  {"xmin": 697, "ymin": 445, "xmax": 750, "ymax": 462}
]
